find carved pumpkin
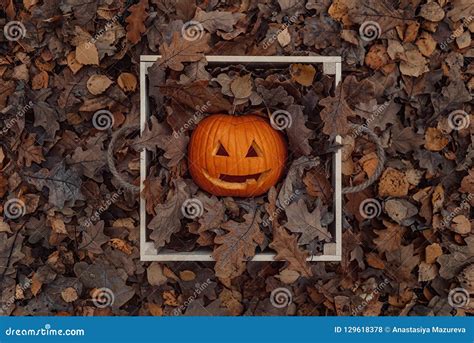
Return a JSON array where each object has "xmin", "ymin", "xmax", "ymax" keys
[{"xmin": 188, "ymin": 114, "xmax": 287, "ymax": 197}]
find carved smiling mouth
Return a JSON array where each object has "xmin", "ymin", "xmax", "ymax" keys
[
  {"xmin": 202, "ymin": 170, "xmax": 270, "ymax": 190},
  {"xmin": 219, "ymin": 173, "xmax": 262, "ymax": 183}
]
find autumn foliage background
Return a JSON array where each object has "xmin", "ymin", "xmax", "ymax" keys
[{"xmin": 0, "ymin": 0, "xmax": 473, "ymax": 316}]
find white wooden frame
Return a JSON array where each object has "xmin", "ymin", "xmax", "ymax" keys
[{"xmin": 140, "ymin": 55, "xmax": 343, "ymax": 262}]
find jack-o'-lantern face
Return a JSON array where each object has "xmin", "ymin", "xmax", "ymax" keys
[{"xmin": 188, "ymin": 114, "xmax": 287, "ymax": 197}]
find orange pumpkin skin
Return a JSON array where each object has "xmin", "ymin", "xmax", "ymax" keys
[{"xmin": 188, "ymin": 114, "xmax": 287, "ymax": 197}]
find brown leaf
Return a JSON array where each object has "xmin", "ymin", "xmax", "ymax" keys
[
  {"xmin": 18, "ymin": 134, "xmax": 45, "ymax": 167},
  {"xmin": 117, "ymin": 72, "xmax": 137, "ymax": 93},
  {"xmin": 425, "ymin": 243, "xmax": 442, "ymax": 264},
  {"xmin": 126, "ymin": 0, "xmax": 149, "ymax": 44},
  {"xmin": 213, "ymin": 210, "xmax": 264, "ymax": 280},
  {"xmin": 193, "ymin": 8, "xmax": 243, "ymax": 33},
  {"xmin": 424, "ymin": 127, "xmax": 449, "ymax": 151},
  {"xmin": 302, "ymin": 168, "xmax": 333, "ymax": 204},
  {"xmin": 378, "ymin": 167, "xmax": 409, "ymax": 197},
  {"xmin": 86, "ymin": 75, "xmax": 113, "ymax": 95},
  {"xmin": 75, "ymin": 43, "xmax": 99, "ymax": 65},
  {"xmin": 159, "ymin": 32, "xmax": 210, "ymax": 71},
  {"xmin": 149, "ymin": 180, "xmax": 191, "ymax": 249},
  {"xmin": 319, "ymin": 82, "xmax": 355, "ymax": 136},
  {"xmin": 284, "ymin": 199, "xmax": 331, "ymax": 244},
  {"xmin": 290, "ymin": 64, "xmax": 316, "ymax": 87},
  {"xmin": 230, "ymin": 74, "xmax": 252, "ymax": 99},
  {"xmin": 160, "ymin": 80, "xmax": 232, "ymax": 113},
  {"xmin": 374, "ymin": 221, "xmax": 406, "ymax": 253},
  {"xmin": 269, "ymin": 226, "xmax": 313, "ymax": 278},
  {"xmin": 285, "ymin": 104, "xmax": 314, "ymax": 156}
]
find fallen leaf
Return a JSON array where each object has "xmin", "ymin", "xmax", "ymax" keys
[
  {"xmin": 290, "ymin": 64, "xmax": 316, "ymax": 86},
  {"xmin": 75, "ymin": 42, "xmax": 99, "ymax": 65},
  {"xmin": 213, "ymin": 210, "xmax": 264, "ymax": 280},
  {"xmin": 424, "ymin": 127, "xmax": 449, "ymax": 151},
  {"xmin": 86, "ymin": 75, "xmax": 113, "ymax": 95},
  {"xmin": 117, "ymin": 73, "xmax": 137, "ymax": 92},
  {"xmin": 269, "ymin": 226, "xmax": 312, "ymax": 278},
  {"xmin": 126, "ymin": 0, "xmax": 149, "ymax": 44},
  {"xmin": 378, "ymin": 168, "xmax": 409, "ymax": 197},
  {"xmin": 159, "ymin": 32, "xmax": 210, "ymax": 71}
]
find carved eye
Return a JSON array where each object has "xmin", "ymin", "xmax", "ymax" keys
[
  {"xmin": 245, "ymin": 141, "xmax": 260, "ymax": 157},
  {"xmin": 215, "ymin": 142, "xmax": 229, "ymax": 156}
]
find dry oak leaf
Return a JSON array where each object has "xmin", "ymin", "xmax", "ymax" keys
[
  {"xmin": 213, "ymin": 210, "xmax": 264, "ymax": 280},
  {"xmin": 385, "ymin": 243, "xmax": 420, "ymax": 282},
  {"xmin": 87, "ymin": 75, "xmax": 113, "ymax": 95},
  {"xmin": 284, "ymin": 199, "xmax": 331, "ymax": 245},
  {"xmin": 374, "ymin": 221, "xmax": 406, "ymax": 253},
  {"xmin": 450, "ymin": 215, "xmax": 471, "ymax": 235},
  {"xmin": 117, "ymin": 73, "xmax": 137, "ymax": 93},
  {"xmin": 303, "ymin": 168, "xmax": 333, "ymax": 204},
  {"xmin": 424, "ymin": 127, "xmax": 449, "ymax": 151},
  {"xmin": 318, "ymin": 81, "xmax": 355, "ymax": 136},
  {"xmin": 378, "ymin": 167, "xmax": 409, "ymax": 197},
  {"xmin": 269, "ymin": 226, "xmax": 313, "ymax": 278},
  {"xmin": 61, "ymin": 287, "xmax": 78, "ymax": 303},
  {"xmin": 285, "ymin": 104, "xmax": 315, "ymax": 156},
  {"xmin": 290, "ymin": 64, "xmax": 316, "ymax": 87},
  {"xmin": 437, "ymin": 236, "xmax": 474, "ymax": 279},
  {"xmin": 230, "ymin": 74, "xmax": 252, "ymax": 99},
  {"xmin": 160, "ymin": 80, "xmax": 232, "ymax": 113},
  {"xmin": 75, "ymin": 42, "xmax": 99, "ymax": 65},
  {"xmin": 193, "ymin": 8, "xmax": 243, "ymax": 33},
  {"xmin": 126, "ymin": 0, "xmax": 149, "ymax": 44},
  {"xmin": 149, "ymin": 180, "xmax": 191, "ymax": 249},
  {"xmin": 18, "ymin": 134, "xmax": 45, "ymax": 167},
  {"xmin": 159, "ymin": 32, "xmax": 210, "ymax": 71}
]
